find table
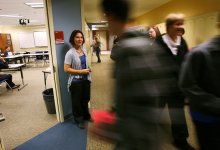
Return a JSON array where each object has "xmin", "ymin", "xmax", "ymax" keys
[
  {"xmin": 3, "ymin": 54, "xmax": 24, "ymax": 59},
  {"xmin": 42, "ymin": 67, "xmax": 51, "ymax": 89},
  {"xmin": 3, "ymin": 53, "xmax": 49, "ymax": 65},
  {"xmin": 3, "ymin": 52, "xmax": 49, "ymax": 57},
  {"xmin": 3, "ymin": 54, "xmax": 25, "ymax": 64},
  {"xmin": 1, "ymin": 64, "xmax": 27, "ymax": 91},
  {"xmin": 23, "ymin": 53, "xmax": 49, "ymax": 56}
]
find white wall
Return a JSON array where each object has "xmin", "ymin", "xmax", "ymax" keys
[
  {"xmin": 109, "ymin": 35, "xmax": 115, "ymax": 51},
  {"xmin": 0, "ymin": 25, "xmax": 49, "ymax": 52}
]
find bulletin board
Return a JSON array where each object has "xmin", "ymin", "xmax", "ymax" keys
[
  {"xmin": 19, "ymin": 32, "xmax": 35, "ymax": 48},
  {"xmin": 33, "ymin": 31, "xmax": 48, "ymax": 47}
]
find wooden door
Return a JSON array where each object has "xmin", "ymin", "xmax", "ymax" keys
[{"xmin": 0, "ymin": 34, "xmax": 13, "ymax": 53}]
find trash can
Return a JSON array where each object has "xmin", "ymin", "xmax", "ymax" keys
[{"xmin": 42, "ymin": 88, "xmax": 56, "ymax": 114}]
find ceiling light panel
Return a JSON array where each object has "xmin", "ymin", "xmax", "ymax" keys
[
  {"xmin": 0, "ymin": 14, "xmax": 23, "ymax": 18},
  {"xmin": 25, "ymin": 2, "xmax": 44, "ymax": 8}
]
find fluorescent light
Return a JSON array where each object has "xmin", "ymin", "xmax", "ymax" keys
[
  {"xmin": 25, "ymin": 2, "xmax": 44, "ymax": 8},
  {"xmin": 25, "ymin": 3, "xmax": 43, "ymax": 5},
  {"xmin": 92, "ymin": 27, "xmax": 99, "ymax": 30},
  {"xmin": 31, "ymin": 5, "xmax": 44, "ymax": 8},
  {"xmin": 92, "ymin": 24, "xmax": 108, "ymax": 28},
  {"xmin": 0, "ymin": 15, "xmax": 23, "ymax": 18},
  {"xmin": 100, "ymin": 20, "xmax": 108, "ymax": 23},
  {"xmin": 29, "ymin": 20, "xmax": 39, "ymax": 23}
]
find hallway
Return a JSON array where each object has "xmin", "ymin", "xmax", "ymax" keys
[
  {"xmin": 87, "ymin": 53, "xmax": 115, "ymax": 150},
  {"xmin": 0, "ymin": 53, "xmax": 199, "ymax": 149},
  {"xmin": 86, "ymin": 53, "xmax": 199, "ymax": 150}
]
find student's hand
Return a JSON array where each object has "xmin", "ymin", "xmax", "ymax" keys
[{"xmin": 81, "ymin": 69, "xmax": 91, "ymax": 74}]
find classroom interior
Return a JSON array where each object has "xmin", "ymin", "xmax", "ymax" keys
[{"xmin": 0, "ymin": 0, "xmax": 220, "ymax": 149}]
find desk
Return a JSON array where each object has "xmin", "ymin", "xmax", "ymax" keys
[
  {"xmin": 3, "ymin": 54, "xmax": 23, "ymax": 59},
  {"xmin": 24, "ymin": 53, "xmax": 49, "ymax": 65},
  {"xmin": 1, "ymin": 64, "xmax": 27, "ymax": 91},
  {"xmin": 23, "ymin": 53, "xmax": 49, "ymax": 56},
  {"xmin": 3, "ymin": 54, "xmax": 25, "ymax": 64},
  {"xmin": 3, "ymin": 53, "xmax": 49, "ymax": 65},
  {"xmin": 3, "ymin": 53, "xmax": 49, "ymax": 57},
  {"xmin": 42, "ymin": 67, "xmax": 51, "ymax": 89}
]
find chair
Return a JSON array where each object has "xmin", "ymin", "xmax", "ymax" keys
[
  {"xmin": 23, "ymin": 51, "xmax": 31, "ymax": 63},
  {"xmin": 0, "ymin": 113, "xmax": 5, "ymax": 122},
  {"xmin": 43, "ymin": 51, "xmax": 49, "ymax": 65},
  {"xmin": 14, "ymin": 52, "xmax": 23, "ymax": 64},
  {"xmin": 35, "ymin": 51, "xmax": 44, "ymax": 66}
]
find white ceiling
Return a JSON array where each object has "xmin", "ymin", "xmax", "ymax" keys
[
  {"xmin": 0, "ymin": 0, "xmax": 170, "ymax": 26},
  {"xmin": 0, "ymin": 0, "xmax": 45, "ymax": 26}
]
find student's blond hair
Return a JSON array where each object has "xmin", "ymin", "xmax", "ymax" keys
[{"xmin": 165, "ymin": 13, "xmax": 185, "ymax": 30}]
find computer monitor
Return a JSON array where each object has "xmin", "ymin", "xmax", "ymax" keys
[{"xmin": 8, "ymin": 52, "xmax": 13, "ymax": 56}]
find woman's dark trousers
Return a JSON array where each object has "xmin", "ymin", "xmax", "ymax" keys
[{"xmin": 69, "ymin": 80, "xmax": 91, "ymax": 123}]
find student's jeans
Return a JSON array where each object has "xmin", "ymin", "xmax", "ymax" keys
[
  {"xmin": 96, "ymin": 50, "xmax": 101, "ymax": 63},
  {"xmin": 193, "ymin": 120, "xmax": 220, "ymax": 150},
  {"xmin": 158, "ymin": 96, "xmax": 189, "ymax": 143},
  {"xmin": 0, "ymin": 74, "xmax": 15, "ymax": 87}
]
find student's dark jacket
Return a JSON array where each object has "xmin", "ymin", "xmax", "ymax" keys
[
  {"xmin": 156, "ymin": 34, "xmax": 188, "ymax": 67},
  {"xmin": 113, "ymin": 30, "xmax": 179, "ymax": 117},
  {"xmin": 155, "ymin": 34, "xmax": 188, "ymax": 98},
  {"xmin": 179, "ymin": 35, "xmax": 220, "ymax": 117},
  {"xmin": 0, "ymin": 60, "xmax": 9, "ymax": 69}
]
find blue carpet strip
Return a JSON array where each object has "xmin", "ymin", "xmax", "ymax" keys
[{"xmin": 14, "ymin": 118, "xmax": 87, "ymax": 150}]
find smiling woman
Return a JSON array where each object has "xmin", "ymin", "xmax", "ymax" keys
[{"xmin": 64, "ymin": 30, "xmax": 92, "ymax": 129}]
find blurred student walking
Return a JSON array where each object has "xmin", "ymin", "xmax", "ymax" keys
[
  {"xmin": 179, "ymin": 12, "xmax": 220, "ymax": 150},
  {"xmin": 156, "ymin": 13, "xmax": 195, "ymax": 150},
  {"xmin": 100, "ymin": 0, "xmax": 184, "ymax": 149}
]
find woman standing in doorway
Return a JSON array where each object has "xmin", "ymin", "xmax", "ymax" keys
[
  {"xmin": 64, "ymin": 30, "xmax": 92, "ymax": 129},
  {"xmin": 91, "ymin": 35, "xmax": 101, "ymax": 63}
]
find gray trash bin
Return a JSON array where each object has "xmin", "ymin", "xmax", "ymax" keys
[{"xmin": 42, "ymin": 88, "xmax": 56, "ymax": 114}]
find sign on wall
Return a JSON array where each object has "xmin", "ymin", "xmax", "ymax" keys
[{"xmin": 54, "ymin": 31, "xmax": 64, "ymax": 44}]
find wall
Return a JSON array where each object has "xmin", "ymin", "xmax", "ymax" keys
[
  {"xmin": 81, "ymin": 0, "xmax": 92, "ymax": 65},
  {"xmin": 0, "ymin": 25, "xmax": 48, "ymax": 52},
  {"xmin": 133, "ymin": 0, "xmax": 220, "ymax": 26},
  {"xmin": 49, "ymin": 0, "xmax": 82, "ymax": 118},
  {"xmin": 83, "ymin": 20, "xmax": 93, "ymax": 66},
  {"xmin": 131, "ymin": 0, "xmax": 220, "ymax": 48}
]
